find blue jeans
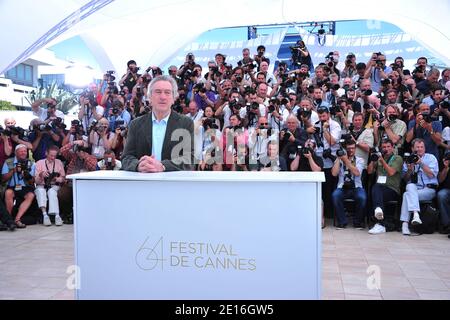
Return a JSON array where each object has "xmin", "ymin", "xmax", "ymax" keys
[
  {"xmin": 437, "ymin": 188, "xmax": 450, "ymax": 226},
  {"xmin": 371, "ymin": 183, "xmax": 399, "ymax": 217},
  {"xmin": 332, "ymin": 187, "xmax": 367, "ymax": 225}
]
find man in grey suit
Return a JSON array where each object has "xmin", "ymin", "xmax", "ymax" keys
[{"xmin": 121, "ymin": 75, "xmax": 194, "ymax": 172}]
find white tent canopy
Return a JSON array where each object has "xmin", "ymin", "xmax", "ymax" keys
[{"xmin": 0, "ymin": 0, "xmax": 448, "ymax": 75}]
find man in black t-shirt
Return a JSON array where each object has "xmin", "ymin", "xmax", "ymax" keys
[{"xmin": 290, "ymin": 139, "xmax": 324, "ymax": 172}]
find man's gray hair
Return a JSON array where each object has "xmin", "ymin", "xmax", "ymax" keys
[
  {"xmin": 428, "ymin": 68, "xmax": 440, "ymax": 78},
  {"xmin": 148, "ymin": 75, "xmax": 179, "ymax": 100}
]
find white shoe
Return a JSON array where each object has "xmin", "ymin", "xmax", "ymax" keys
[
  {"xmin": 55, "ymin": 215, "xmax": 63, "ymax": 226},
  {"xmin": 374, "ymin": 207, "xmax": 384, "ymax": 220},
  {"xmin": 411, "ymin": 212, "xmax": 422, "ymax": 225},
  {"xmin": 43, "ymin": 215, "xmax": 51, "ymax": 226},
  {"xmin": 369, "ymin": 223, "xmax": 386, "ymax": 234},
  {"xmin": 402, "ymin": 223, "xmax": 411, "ymax": 235}
]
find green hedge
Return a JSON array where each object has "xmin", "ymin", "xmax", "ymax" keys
[{"xmin": 0, "ymin": 100, "xmax": 16, "ymax": 111}]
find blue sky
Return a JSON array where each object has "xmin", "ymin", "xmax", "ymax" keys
[{"xmin": 50, "ymin": 20, "xmax": 402, "ymax": 71}]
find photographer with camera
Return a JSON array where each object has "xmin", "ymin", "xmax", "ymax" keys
[
  {"xmin": 290, "ymin": 138, "xmax": 323, "ymax": 172},
  {"xmin": 296, "ymin": 98, "xmax": 319, "ymax": 133},
  {"xmin": 427, "ymin": 88, "xmax": 450, "ymax": 129},
  {"xmin": 436, "ymin": 151, "xmax": 450, "ymax": 235},
  {"xmin": 199, "ymin": 107, "xmax": 222, "ymax": 169},
  {"xmin": 107, "ymin": 99, "xmax": 131, "ymax": 133},
  {"xmin": 89, "ymin": 118, "xmax": 115, "ymax": 160},
  {"xmin": 58, "ymin": 140, "xmax": 98, "ymax": 221},
  {"xmin": 248, "ymin": 116, "xmax": 277, "ymax": 165},
  {"xmin": 28, "ymin": 117, "xmax": 65, "ymax": 162},
  {"xmin": 311, "ymin": 86, "xmax": 330, "ymax": 110},
  {"xmin": 333, "ymin": 98, "xmax": 354, "ymax": 131},
  {"xmin": 215, "ymin": 92, "xmax": 243, "ymax": 129},
  {"xmin": 118, "ymin": 60, "xmax": 140, "ymax": 92},
  {"xmin": 0, "ymin": 124, "xmax": 13, "ymax": 170},
  {"xmin": 257, "ymin": 141, "xmax": 287, "ymax": 172},
  {"xmin": 364, "ymin": 52, "xmax": 392, "ymax": 93},
  {"xmin": 177, "ymin": 53, "xmax": 196, "ymax": 78},
  {"xmin": 331, "ymin": 139, "xmax": 367, "ymax": 229},
  {"xmin": 257, "ymin": 60, "xmax": 276, "ymax": 88},
  {"xmin": 2, "ymin": 118, "xmax": 32, "ymax": 152},
  {"xmin": 373, "ymin": 104, "xmax": 407, "ymax": 154},
  {"xmin": 400, "ymin": 138, "xmax": 439, "ymax": 235},
  {"xmin": 367, "ymin": 139, "xmax": 404, "ymax": 234},
  {"xmin": 1, "ymin": 144, "xmax": 36, "ymax": 228},
  {"xmin": 340, "ymin": 53, "xmax": 357, "ymax": 79},
  {"xmin": 280, "ymin": 115, "xmax": 308, "ymax": 162},
  {"xmin": 314, "ymin": 106, "xmax": 342, "ymax": 219},
  {"xmin": 324, "ymin": 51, "xmax": 341, "ymax": 79},
  {"xmin": 254, "ymin": 45, "xmax": 270, "ymax": 71},
  {"xmin": 97, "ymin": 150, "xmax": 122, "ymax": 171},
  {"xmin": 267, "ymin": 96, "xmax": 289, "ymax": 131},
  {"xmin": 405, "ymin": 103, "xmax": 442, "ymax": 160},
  {"xmin": 289, "ymin": 40, "xmax": 312, "ymax": 71},
  {"xmin": 241, "ymin": 89, "xmax": 267, "ymax": 128},
  {"xmin": 34, "ymin": 145, "xmax": 65, "ymax": 226},
  {"xmin": 62, "ymin": 119, "xmax": 86, "ymax": 148},
  {"xmin": 222, "ymin": 114, "xmax": 248, "ymax": 169},
  {"xmin": 31, "ymin": 97, "xmax": 65, "ymax": 123},
  {"xmin": 417, "ymin": 68, "xmax": 440, "ymax": 96},
  {"xmin": 78, "ymin": 92, "xmax": 104, "ymax": 134},
  {"xmin": 347, "ymin": 112, "xmax": 374, "ymax": 169},
  {"xmin": 192, "ymin": 82, "xmax": 216, "ymax": 111}
]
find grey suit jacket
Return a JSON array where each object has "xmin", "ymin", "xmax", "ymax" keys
[{"xmin": 121, "ymin": 112, "xmax": 194, "ymax": 171}]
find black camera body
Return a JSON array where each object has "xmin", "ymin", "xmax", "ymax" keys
[
  {"xmin": 369, "ymin": 147, "xmax": 381, "ymax": 162},
  {"xmin": 203, "ymin": 118, "xmax": 219, "ymax": 130},
  {"xmin": 247, "ymin": 102, "xmax": 260, "ymax": 112},
  {"xmin": 404, "ymin": 152, "xmax": 419, "ymax": 164},
  {"xmin": 44, "ymin": 172, "xmax": 61, "ymax": 188},
  {"xmin": 421, "ymin": 113, "xmax": 433, "ymax": 123}
]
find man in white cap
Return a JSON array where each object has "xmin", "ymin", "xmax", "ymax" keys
[{"xmin": 1, "ymin": 144, "xmax": 36, "ymax": 228}]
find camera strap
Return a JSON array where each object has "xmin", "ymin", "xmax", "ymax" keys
[{"xmin": 45, "ymin": 160, "xmax": 56, "ymax": 175}]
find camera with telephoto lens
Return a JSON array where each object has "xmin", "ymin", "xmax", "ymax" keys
[
  {"xmin": 44, "ymin": 172, "xmax": 61, "ymax": 188},
  {"xmin": 342, "ymin": 170, "xmax": 355, "ymax": 190},
  {"xmin": 375, "ymin": 60, "xmax": 384, "ymax": 68},
  {"xmin": 4, "ymin": 126, "xmax": 29, "ymax": 140},
  {"xmin": 299, "ymin": 145, "xmax": 313, "ymax": 156},
  {"xmin": 70, "ymin": 119, "xmax": 84, "ymax": 135},
  {"xmin": 16, "ymin": 160, "xmax": 33, "ymax": 182},
  {"xmin": 203, "ymin": 118, "xmax": 219, "ymax": 130},
  {"xmin": 281, "ymin": 129, "xmax": 293, "ymax": 142},
  {"xmin": 193, "ymin": 83, "xmax": 207, "ymax": 94},
  {"xmin": 387, "ymin": 114, "xmax": 398, "ymax": 123},
  {"xmin": 369, "ymin": 147, "xmax": 382, "ymax": 162},
  {"xmin": 229, "ymin": 98, "xmax": 242, "ymax": 111},
  {"xmin": 322, "ymin": 148, "xmax": 336, "ymax": 161},
  {"xmin": 363, "ymin": 89, "xmax": 373, "ymax": 96},
  {"xmin": 299, "ymin": 107, "xmax": 312, "ymax": 119},
  {"xmin": 114, "ymin": 120, "xmax": 126, "ymax": 131},
  {"xmin": 105, "ymin": 70, "xmax": 115, "ymax": 81},
  {"xmin": 381, "ymin": 78, "xmax": 391, "ymax": 87},
  {"xmin": 440, "ymin": 100, "xmax": 450, "ymax": 109},
  {"xmin": 86, "ymin": 91, "xmax": 98, "ymax": 107},
  {"xmin": 404, "ymin": 152, "xmax": 419, "ymax": 164},
  {"xmin": 421, "ymin": 113, "xmax": 432, "ymax": 123},
  {"xmin": 336, "ymin": 139, "xmax": 348, "ymax": 157},
  {"xmin": 246, "ymin": 102, "xmax": 260, "ymax": 112},
  {"xmin": 105, "ymin": 157, "xmax": 114, "ymax": 170}
]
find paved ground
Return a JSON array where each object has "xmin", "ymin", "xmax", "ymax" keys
[{"xmin": 1, "ymin": 221, "xmax": 450, "ymax": 300}]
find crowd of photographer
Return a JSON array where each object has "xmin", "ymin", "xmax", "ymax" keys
[{"xmin": 0, "ymin": 42, "xmax": 449, "ymax": 237}]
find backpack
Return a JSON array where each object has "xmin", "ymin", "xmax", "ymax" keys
[{"xmin": 412, "ymin": 204, "xmax": 439, "ymax": 234}]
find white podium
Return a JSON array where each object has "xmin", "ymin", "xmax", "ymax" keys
[{"xmin": 68, "ymin": 171, "xmax": 325, "ymax": 300}]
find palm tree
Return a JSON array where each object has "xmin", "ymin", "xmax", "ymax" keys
[{"xmin": 29, "ymin": 81, "xmax": 79, "ymax": 114}]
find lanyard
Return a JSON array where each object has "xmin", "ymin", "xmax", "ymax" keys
[
  {"xmin": 378, "ymin": 154, "xmax": 395, "ymax": 176},
  {"xmin": 45, "ymin": 160, "xmax": 56, "ymax": 175}
]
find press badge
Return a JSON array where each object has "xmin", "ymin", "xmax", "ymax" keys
[
  {"xmin": 377, "ymin": 176, "xmax": 387, "ymax": 184},
  {"xmin": 93, "ymin": 147, "xmax": 100, "ymax": 155},
  {"xmin": 14, "ymin": 185, "xmax": 22, "ymax": 191}
]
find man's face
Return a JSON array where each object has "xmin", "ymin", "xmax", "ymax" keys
[
  {"xmin": 442, "ymin": 70, "xmax": 450, "ymax": 83},
  {"xmin": 300, "ymin": 100, "xmax": 312, "ymax": 110},
  {"xmin": 420, "ymin": 104, "xmax": 430, "ymax": 114},
  {"xmin": 260, "ymin": 62, "xmax": 269, "ymax": 72},
  {"xmin": 230, "ymin": 92, "xmax": 240, "ymax": 101},
  {"xmin": 286, "ymin": 118, "xmax": 298, "ymax": 131},
  {"xmin": 300, "ymin": 66, "xmax": 308, "ymax": 74},
  {"xmin": 258, "ymin": 117, "xmax": 268, "ymax": 128},
  {"xmin": 5, "ymin": 119, "xmax": 15, "ymax": 128},
  {"xmin": 353, "ymin": 116, "xmax": 363, "ymax": 130},
  {"xmin": 215, "ymin": 55, "xmax": 224, "ymax": 65},
  {"xmin": 378, "ymin": 55, "xmax": 386, "ymax": 68},
  {"xmin": 357, "ymin": 67, "xmax": 365, "ymax": 77},
  {"xmin": 417, "ymin": 59, "xmax": 427, "ymax": 69},
  {"xmin": 313, "ymin": 89, "xmax": 323, "ymax": 100},
  {"xmin": 221, "ymin": 80, "xmax": 232, "ymax": 91},
  {"xmin": 433, "ymin": 90, "xmax": 444, "ymax": 102},
  {"xmin": 343, "ymin": 78, "xmax": 353, "ymax": 86},
  {"xmin": 381, "ymin": 142, "xmax": 394, "ymax": 156},
  {"xmin": 16, "ymin": 147, "xmax": 27, "ymax": 160},
  {"xmin": 257, "ymin": 84, "xmax": 268, "ymax": 98},
  {"xmin": 188, "ymin": 102, "xmax": 197, "ymax": 115},
  {"xmin": 150, "ymin": 80, "xmax": 174, "ymax": 115},
  {"xmin": 234, "ymin": 69, "xmax": 243, "ymax": 78},
  {"xmin": 385, "ymin": 106, "xmax": 397, "ymax": 117},
  {"xmin": 413, "ymin": 142, "xmax": 426, "ymax": 156},
  {"xmin": 405, "ymin": 79, "xmax": 416, "ymax": 89},
  {"xmin": 168, "ymin": 67, "xmax": 177, "ymax": 75},
  {"xmin": 47, "ymin": 150, "xmax": 57, "ymax": 162},
  {"xmin": 318, "ymin": 112, "xmax": 329, "ymax": 122},
  {"xmin": 360, "ymin": 80, "xmax": 371, "ymax": 91},
  {"xmin": 256, "ymin": 74, "xmax": 266, "ymax": 83},
  {"xmin": 428, "ymin": 72, "xmax": 439, "ymax": 83},
  {"xmin": 268, "ymin": 144, "xmax": 278, "ymax": 158},
  {"xmin": 242, "ymin": 50, "xmax": 250, "ymax": 59},
  {"xmin": 47, "ymin": 106, "xmax": 56, "ymax": 116},
  {"xmin": 315, "ymin": 68, "xmax": 324, "ymax": 78},
  {"xmin": 230, "ymin": 116, "xmax": 240, "ymax": 127},
  {"xmin": 128, "ymin": 63, "xmax": 137, "ymax": 73},
  {"xmin": 249, "ymin": 94, "xmax": 258, "ymax": 103},
  {"xmin": 346, "ymin": 144, "xmax": 356, "ymax": 158},
  {"xmin": 387, "ymin": 91, "xmax": 397, "ymax": 103}
]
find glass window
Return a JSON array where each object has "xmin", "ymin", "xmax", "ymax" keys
[
  {"xmin": 6, "ymin": 67, "xmax": 16, "ymax": 78},
  {"xmin": 16, "ymin": 64, "xmax": 24, "ymax": 80},
  {"xmin": 25, "ymin": 65, "xmax": 32, "ymax": 81}
]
